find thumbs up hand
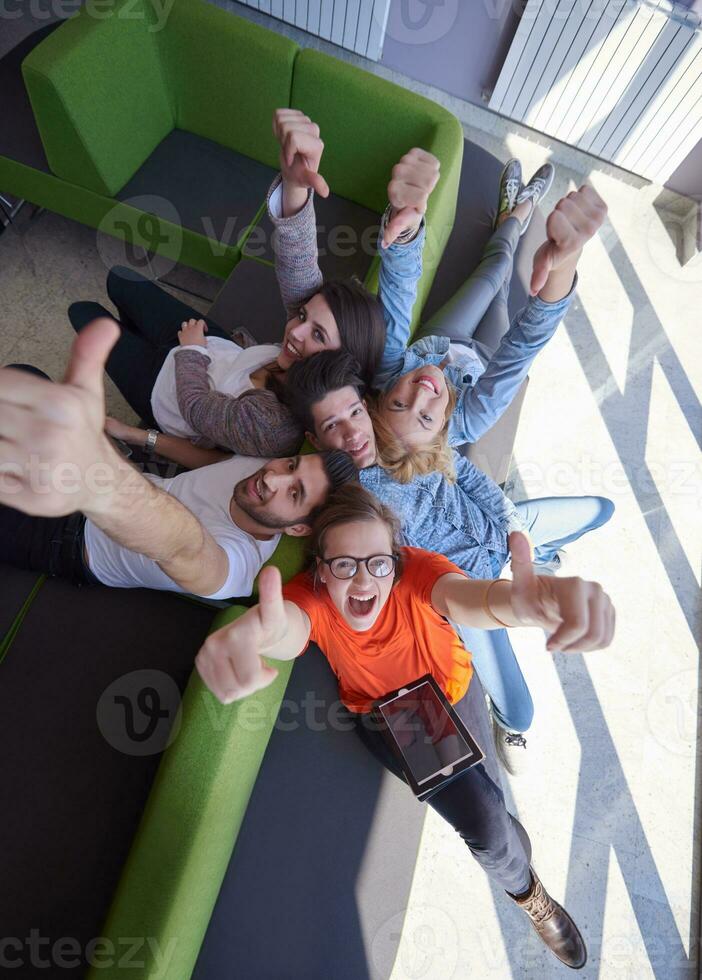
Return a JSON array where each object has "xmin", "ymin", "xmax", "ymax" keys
[
  {"xmin": 0, "ymin": 317, "xmax": 122, "ymax": 517},
  {"xmin": 273, "ymin": 108, "xmax": 330, "ymax": 200},
  {"xmin": 196, "ymin": 565, "xmax": 285, "ymax": 703},
  {"xmin": 383, "ymin": 147, "xmax": 440, "ymax": 248},
  {"xmin": 507, "ymin": 531, "xmax": 615, "ymax": 653},
  {"xmin": 529, "ymin": 184, "xmax": 607, "ymax": 297}
]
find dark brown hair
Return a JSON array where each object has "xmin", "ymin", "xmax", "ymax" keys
[
  {"xmin": 280, "ymin": 349, "xmax": 366, "ymax": 435},
  {"xmin": 312, "ymin": 278, "xmax": 385, "ymax": 385}
]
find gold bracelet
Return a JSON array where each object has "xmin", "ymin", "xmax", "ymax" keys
[{"xmin": 482, "ymin": 579, "xmax": 512, "ymax": 628}]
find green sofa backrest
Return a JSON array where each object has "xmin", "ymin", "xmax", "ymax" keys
[
  {"xmin": 158, "ymin": 0, "xmax": 299, "ymax": 170},
  {"xmin": 291, "ymin": 48, "xmax": 464, "ymax": 332},
  {"xmin": 86, "ymin": 606, "xmax": 295, "ymax": 980},
  {"xmin": 22, "ymin": 0, "xmax": 174, "ymax": 197}
]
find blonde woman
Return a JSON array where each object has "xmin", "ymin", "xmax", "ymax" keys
[{"xmin": 372, "ymin": 172, "xmax": 608, "ymax": 480}]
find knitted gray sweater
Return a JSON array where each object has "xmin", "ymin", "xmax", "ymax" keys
[{"xmin": 172, "ymin": 175, "xmax": 321, "ymax": 457}]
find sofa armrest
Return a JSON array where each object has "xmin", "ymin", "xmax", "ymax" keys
[
  {"xmin": 291, "ymin": 49, "xmax": 463, "ymax": 329},
  {"xmin": 463, "ymin": 377, "xmax": 529, "ymax": 487},
  {"xmin": 22, "ymin": 0, "xmax": 173, "ymax": 196},
  {"xmin": 159, "ymin": 0, "xmax": 299, "ymax": 169},
  {"xmin": 88, "ymin": 604, "xmax": 293, "ymax": 980}
]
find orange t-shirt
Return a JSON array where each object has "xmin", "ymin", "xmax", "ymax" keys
[{"xmin": 282, "ymin": 547, "xmax": 473, "ymax": 713}]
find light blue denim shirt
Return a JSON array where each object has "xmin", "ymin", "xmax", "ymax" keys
[
  {"xmin": 360, "ymin": 451, "xmax": 526, "ymax": 580},
  {"xmin": 375, "ymin": 225, "xmax": 578, "ymax": 446}
]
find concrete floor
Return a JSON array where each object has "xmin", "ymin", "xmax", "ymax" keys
[{"xmin": 1, "ymin": 3, "xmax": 700, "ymax": 978}]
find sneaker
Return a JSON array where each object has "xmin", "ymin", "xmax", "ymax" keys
[
  {"xmin": 534, "ymin": 549, "xmax": 566, "ymax": 577},
  {"xmin": 495, "ymin": 158, "xmax": 522, "ymax": 229},
  {"xmin": 515, "ymin": 162, "xmax": 555, "ymax": 236},
  {"xmin": 67, "ymin": 300, "xmax": 115, "ymax": 332},
  {"xmin": 492, "ymin": 711, "xmax": 528, "ymax": 776}
]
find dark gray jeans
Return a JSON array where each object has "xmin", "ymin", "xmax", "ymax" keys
[
  {"xmin": 415, "ymin": 215, "xmax": 521, "ymax": 367},
  {"xmin": 352, "ymin": 671, "xmax": 532, "ymax": 895}
]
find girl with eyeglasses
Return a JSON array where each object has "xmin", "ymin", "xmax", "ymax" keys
[{"xmin": 196, "ymin": 484, "xmax": 615, "ymax": 970}]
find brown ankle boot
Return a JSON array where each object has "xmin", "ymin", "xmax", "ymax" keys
[{"xmin": 508, "ymin": 868, "xmax": 587, "ymax": 969}]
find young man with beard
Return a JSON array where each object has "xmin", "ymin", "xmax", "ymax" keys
[{"xmin": 0, "ymin": 321, "xmax": 356, "ymax": 600}]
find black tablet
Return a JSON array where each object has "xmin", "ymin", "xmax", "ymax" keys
[{"xmin": 371, "ymin": 674, "xmax": 484, "ymax": 801}]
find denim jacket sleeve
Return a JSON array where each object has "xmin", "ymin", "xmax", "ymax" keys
[
  {"xmin": 449, "ymin": 274, "xmax": 578, "ymax": 446},
  {"xmin": 451, "ymin": 451, "xmax": 524, "ymax": 535},
  {"xmin": 374, "ymin": 222, "xmax": 426, "ymax": 384}
]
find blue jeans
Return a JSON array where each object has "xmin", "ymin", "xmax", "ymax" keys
[{"xmin": 459, "ymin": 495, "xmax": 615, "ymax": 733}]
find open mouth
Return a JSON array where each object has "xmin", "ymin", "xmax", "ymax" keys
[
  {"xmin": 413, "ymin": 374, "xmax": 439, "ymax": 395},
  {"xmin": 284, "ymin": 339, "xmax": 303, "ymax": 360},
  {"xmin": 346, "ymin": 440, "xmax": 369, "ymax": 458},
  {"xmin": 348, "ymin": 594, "xmax": 377, "ymax": 617},
  {"xmin": 248, "ymin": 473, "xmax": 266, "ymax": 502}
]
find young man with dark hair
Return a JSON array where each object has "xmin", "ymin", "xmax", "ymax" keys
[
  {"xmin": 283, "ymin": 348, "xmax": 613, "ymax": 750},
  {"xmin": 0, "ymin": 321, "xmax": 356, "ymax": 600}
]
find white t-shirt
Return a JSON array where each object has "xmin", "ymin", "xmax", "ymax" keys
[
  {"xmin": 447, "ymin": 342, "xmax": 486, "ymax": 383},
  {"xmin": 150, "ymin": 337, "xmax": 282, "ymax": 440},
  {"xmin": 83, "ymin": 456, "xmax": 280, "ymax": 600}
]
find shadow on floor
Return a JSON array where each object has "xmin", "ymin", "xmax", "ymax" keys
[{"xmin": 488, "ymin": 219, "xmax": 700, "ymax": 978}]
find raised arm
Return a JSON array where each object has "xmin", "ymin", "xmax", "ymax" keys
[
  {"xmin": 0, "ymin": 320, "xmax": 229, "ymax": 597},
  {"xmin": 268, "ymin": 109, "xmax": 329, "ymax": 313},
  {"xmin": 431, "ymin": 531, "xmax": 615, "ymax": 653},
  {"xmin": 375, "ymin": 149, "xmax": 440, "ymax": 383},
  {"xmin": 196, "ymin": 566, "xmax": 311, "ymax": 703},
  {"xmin": 451, "ymin": 185, "xmax": 607, "ymax": 446}
]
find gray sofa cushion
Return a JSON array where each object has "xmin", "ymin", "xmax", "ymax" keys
[
  {"xmin": 193, "ymin": 644, "xmax": 426, "ymax": 980},
  {"xmin": 0, "ymin": 578, "xmax": 212, "ymax": 979}
]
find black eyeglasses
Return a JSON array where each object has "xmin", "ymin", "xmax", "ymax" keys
[{"xmin": 319, "ymin": 554, "xmax": 399, "ymax": 580}]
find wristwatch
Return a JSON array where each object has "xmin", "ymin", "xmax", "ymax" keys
[
  {"xmin": 144, "ymin": 429, "xmax": 159, "ymax": 454},
  {"xmin": 381, "ymin": 204, "xmax": 423, "ymax": 245}
]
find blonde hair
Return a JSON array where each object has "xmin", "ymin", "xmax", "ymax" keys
[{"xmin": 367, "ymin": 384, "xmax": 458, "ymax": 483}]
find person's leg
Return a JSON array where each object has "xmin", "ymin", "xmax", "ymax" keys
[
  {"xmin": 68, "ymin": 301, "xmax": 164, "ymax": 425},
  {"xmin": 106, "ymin": 266, "xmax": 233, "ymax": 344},
  {"xmin": 354, "ymin": 673, "xmax": 532, "ymax": 895},
  {"xmin": 418, "ymin": 217, "xmax": 521, "ymax": 349},
  {"xmin": 0, "ymin": 505, "xmax": 92, "ymax": 584},
  {"xmin": 514, "ymin": 496, "xmax": 615, "ymax": 566},
  {"xmin": 455, "ymin": 623, "xmax": 534, "ymax": 734},
  {"xmin": 5, "ymin": 364, "xmax": 51, "ymax": 380}
]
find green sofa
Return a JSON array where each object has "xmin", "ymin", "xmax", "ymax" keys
[
  {"xmin": 1, "ymin": 4, "xmax": 465, "ymax": 978},
  {"xmin": 5, "ymin": 0, "xmax": 462, "ymax": 300}
]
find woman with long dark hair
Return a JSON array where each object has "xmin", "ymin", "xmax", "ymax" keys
[{"xmin": 67, "ymin": 109, "xmax": 388, "ymax": 464}]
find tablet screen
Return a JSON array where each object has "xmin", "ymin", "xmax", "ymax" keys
[{"xmin": 378, "ymin": 681, "xmax": 475, "ymax": 785}]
